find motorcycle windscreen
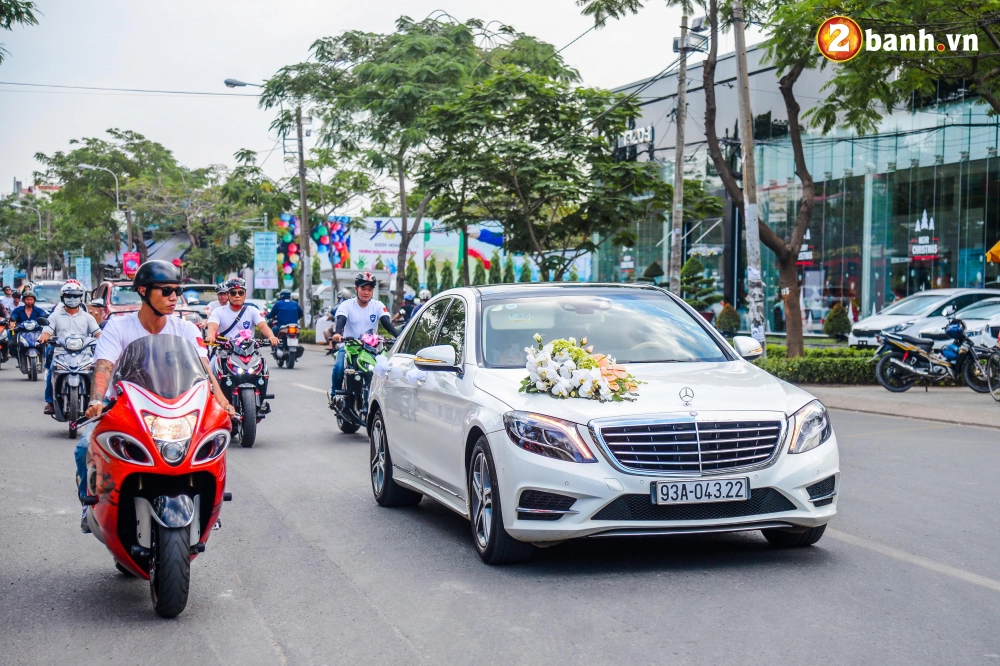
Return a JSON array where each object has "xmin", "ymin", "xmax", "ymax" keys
[{"xmin": 112, "ymin": 334, "xmax": 208, "ymax": 399}]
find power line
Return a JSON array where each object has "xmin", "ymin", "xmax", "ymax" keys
[{"xmin": 0, "ymin": 81, "xmax": 258, "ymax": 97}]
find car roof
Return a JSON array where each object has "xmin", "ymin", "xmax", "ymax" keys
[{"xmin": 473, "ymin": 282, "xmax": 665, "ymax": 301}]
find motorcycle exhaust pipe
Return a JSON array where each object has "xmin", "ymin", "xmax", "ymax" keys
[{"xmin": 888, "ymin": 357, "xmax": 937, "ymax": 378}]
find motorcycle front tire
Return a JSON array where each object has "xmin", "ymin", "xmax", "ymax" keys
[
  {"xmin": 876, "ymin": 352, "xmax": 917, "ymax": 392},
  {"xmin": 28, "ymin": 358, "xmax": 37, "ymax": 382},
  {"xmin": 964, "ymin": 357, "xmax": 990, "ymax": 393},
  {"xmin": 239, "ymin": 387, "xmax": 257, "ymax": 448},
  {"xmin": 150, "ymin": 524, "xmax": 191, "ymax": 618},
  {"xmin": 67, "ymin": 386, "xmax": 80, "ymax": 423}
]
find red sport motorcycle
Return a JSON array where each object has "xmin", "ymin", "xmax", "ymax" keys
[{"xmin": 79, "ymin": 334, "xmax": 231, "ymax": 618}]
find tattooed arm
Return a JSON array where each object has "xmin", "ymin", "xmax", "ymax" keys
[{"xmin": 84, "ymin": 359, "xmax": 115, "ymax": 419}]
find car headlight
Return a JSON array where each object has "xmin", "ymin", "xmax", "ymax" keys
[
  {"xmin": 787, "ymin": 400, "xmax": 832, "ymax": 454},
  {"xmin": 143, "ymin": 411, "xmax": 198, "ymax": 465},
  {"xmin": 888, "ymin": 320, "xmax": 915, "ymax": 333},
  {"xmin": 503, "ymin": 411, "xmax": 596, "ymax": 463}
]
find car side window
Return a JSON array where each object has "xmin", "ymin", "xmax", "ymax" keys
[
  {"xmin": 435, "ymin": 298, "xmax": 466, "ymax": 362},
  {"xmin": 403, "ymin": 299, "xmax": 450, "ymax": 355}
]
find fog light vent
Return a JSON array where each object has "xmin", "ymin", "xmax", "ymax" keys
[
  {"xmin": 517, "ymin": 490, "xmax": 576, "ymax": 521},
  {"xmin": 806, "ymin": 476, "xmax": 836, "ymax": 500}
]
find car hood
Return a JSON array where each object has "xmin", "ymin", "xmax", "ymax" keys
[
  {"xmin": 472, "ymin": 361, "xmax": 815, "ymax": 425},
  {"xmin": 854, "ymin": 313, "xmax": 927, "ymax": 331}
]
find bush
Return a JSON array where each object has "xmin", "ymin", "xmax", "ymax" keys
[
  {"xmin": 299, "ymin": 329, "xmax": 316, "ymax": 344},
  {"xmin": 752, "ymin": 344, "xmax": 876, "ymax": 384},
  {"xmin": 823, "ymin": 302, "xmax": 852, "ymax": 339},
  {"xmin": 715, "ymin": 303, "xmax": 741, "ymax": 334}
]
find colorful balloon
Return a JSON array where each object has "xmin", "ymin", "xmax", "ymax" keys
[
  {"xmin": 282, "ymin": 233, "xmax": 293, "ymax": 243},
  {"xmin": 288, "ymin": 243, "xmax": 298, "ymax": 254},
  {"xmin": 319, "ymin": 235, "xmax": 330, "ymax": 245}
]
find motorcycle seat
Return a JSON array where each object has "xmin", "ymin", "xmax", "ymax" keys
[{"xmin": 897, "ymin": 334, "xmax": 934, "ymax": 349}]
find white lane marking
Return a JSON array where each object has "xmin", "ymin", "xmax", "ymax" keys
[
  {"xmin": 291, "ymin": 383, "xmax": 327, "ymax": 394},
  {"xmin": 828, "ymin": 528, "xmax": 1000, "ymax": 593}
]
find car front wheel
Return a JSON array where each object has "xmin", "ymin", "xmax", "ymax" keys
[{"xmin": 468, "ymin": 437, "xmax": 534, "ymax": 564}]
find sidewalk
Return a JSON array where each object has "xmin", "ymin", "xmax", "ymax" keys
[{"xmin": 805, "ymin": 384, "xmax": 1000, "ymax": 429}]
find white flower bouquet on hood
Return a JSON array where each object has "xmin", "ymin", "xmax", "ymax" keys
[{"xmin": 519, "ymin": 334, "xmax": 641, "ymax": 402}]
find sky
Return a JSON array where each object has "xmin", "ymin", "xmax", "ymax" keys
[{"xmin": 0, "ymin": 0, "xmax": 765, "ymax": 209}]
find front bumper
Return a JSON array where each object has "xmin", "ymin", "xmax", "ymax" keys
[
  {"xmin": 848, "ymin": 332, "xmax": 878, "ymax": 349},
  {"xmin": 487, "ymin": 427, "xmax": 839, "ymax": 543}
]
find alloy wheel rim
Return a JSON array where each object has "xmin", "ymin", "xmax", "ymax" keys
[
  {"xmin": 371, "ymin": 421, "xmax": 385, "ymax": 494},
  {"xmin": 471, "ymin": 451, "xmax": 492, "ymax": 549}
]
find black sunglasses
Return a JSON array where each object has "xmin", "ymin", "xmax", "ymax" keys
[
  {"xmin": 228, "ymin": 290, "xmax": 246, "ymax": 297},
  {"xmin": 148, "ymin": 286, "xmax": 184, "ymax": 297}
]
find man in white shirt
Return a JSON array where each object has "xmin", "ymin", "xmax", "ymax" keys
[
  {"xmin": 0, "ymin": 285, "xmax": 14, "ymax": 313},
  {"xmin": 39, "ymin": 282, "xmax": 101, "ymax": 415},
  {"xmin": 329, "ymin": 272, "xmax": 399, "ymax": 399},
  {"xmin": 205, "ymin": 278, "xmax": 279, "ymax": 362},
  {"xmin": 207, "ymin": 283, "xmax": 228, "ymax": 314},
  {"xmin": 315, "ymin": 309, "xmax": 336, "ymax": 352}
]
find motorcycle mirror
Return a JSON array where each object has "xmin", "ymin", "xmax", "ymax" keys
[{"xmin": 37, "ymin": 317, "xmax": 49, "ymax": 326}]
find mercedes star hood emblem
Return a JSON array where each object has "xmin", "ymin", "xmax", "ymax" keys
[{"xmin": 679, "ymin": 387, "xmax": 694, "ymax": 405}]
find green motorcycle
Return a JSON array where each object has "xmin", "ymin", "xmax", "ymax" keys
[{"xmin": 332, "ymin": 334, "xmax": 388, "ymax": 434}]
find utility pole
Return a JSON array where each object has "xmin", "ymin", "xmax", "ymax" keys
[
  {"xmin": 732, "ymin": 0, "xmax": 766, "ymax": 354},
  {"xmin": 295, "ymin": 106, "xmax": 310, "ymax": 325},
  {"xmin": 668, "ymin": 14, "xmax": 689, "ymax": 294}
]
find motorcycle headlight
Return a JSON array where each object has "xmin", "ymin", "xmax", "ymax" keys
[
  {"xmin": 65, "ymin": 338, "xmax": 84, "ymax": 352},
  {"xmin": 787, "ymin": 400, "xmax": 833, "ymax": 454},
  {"xmin": 193, "ymin": 429, "xmax": 230, "ymax": 463},
  {"xmin": 143, "ymin": 411, "xmax": 198, "ymax": 465},
  {"xmin": 503, "ymin": 411, "xmax": 596, "ymax": 463}
]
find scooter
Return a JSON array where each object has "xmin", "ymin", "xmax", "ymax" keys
[
  {"xmin": 77, "ymin": 334, "xmax": 231, "ymax": 618},
  {"xmin": 0, "ymin": 317, "xmax": 10, "ymax": 366},
  {"xmin": 50, "ymin": 334, "xmax": 98, "ymax": 437},
  {"xmin": 211, "ymin": 333, "xmax": 273, "ymax": 449},
  {"xmin": 332, "ymin": 334, "xmax": 388, "ymax": 434},
  {"xmin": 271, "ymin": 323, "xmax": 305, "ymax": 369},
  {"xmin": 873, "ymin": 319, "xmax": 990, "ymax": 393},
  {"xmin": 14, "ymin": 318, "xmax": 47, "ymax": 381}
]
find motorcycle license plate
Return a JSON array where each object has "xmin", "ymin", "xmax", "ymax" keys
[
  {"xmin": 652, "ymin": 478, "xmax": 749, "ymax": 505},
  {"xmin": 287, "ymin": 338, "xmax": 298, "ymax": 347}
]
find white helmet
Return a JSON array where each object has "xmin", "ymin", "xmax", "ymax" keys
[
  {"xmin": 419, "ymin": 289, "xmax": 431, "ymax": 301},
  {"xmin": 61, "ymin": 281, "xmax": 85, "ymax": 308}
]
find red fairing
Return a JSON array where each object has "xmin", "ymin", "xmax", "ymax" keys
[{"xmin": 87, "ymin": 380, "xmax": 230, "ymax": 579}]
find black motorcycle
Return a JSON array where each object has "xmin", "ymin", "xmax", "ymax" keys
[
  {"xmin": 331, "ymin": 335, "xmax": 389, "ymax": 434},
  {"xmin": 50, "ymin": 334, "xmax": 98, "ymax": 437},
  {"xmin": 873, "ymin": 319, "xmax": 989, "ymax": 393},
  {"xmin": 271, "ymin": 323, "xmax": 305, "ymax": 369},
  {"xmin": 213, "ymin": 335, "xmax": 274, "ymax": 448},
  {"xmin": 14, "ymin": 317, "xmax": 47, "ymax": 381}
]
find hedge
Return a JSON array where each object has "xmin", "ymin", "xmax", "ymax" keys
[{"xmin": 753, "ymin": 344, "xmax": 877, "ymax": 384}]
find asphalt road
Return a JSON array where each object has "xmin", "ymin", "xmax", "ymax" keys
[{"xmin": 2, "ymin": 348, "xmax": 999, "ymax": 665}]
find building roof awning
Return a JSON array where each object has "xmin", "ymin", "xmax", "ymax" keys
[{"xmin": 987, "ymin": 239, "xmax": 1000, "ymax": 263}]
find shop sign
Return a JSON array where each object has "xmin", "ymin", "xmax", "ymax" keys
[
  {"xmin": 910, "ymin": 235, "xmax": 939, "ymax": 259},
  {"xmin": 618, "ymin": 126, "xmax": 653, "ymax": 148}
]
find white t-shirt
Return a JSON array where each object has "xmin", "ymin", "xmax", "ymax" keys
[
  {"xmin": 316, "ymin": 315, "xmax": 336, "ymax": 339},
  {"xmin": 208, "ymin": 304, "xmax": 264, "ymax": 336},
  {"xmin": 207, "ymin": 300, "xmax": 226, "ymax": 313},
  {"xmin": 336, "ymin": 298, "xmax": 389, "ymax": 339},
  {"xmin": 94, "ymin": 313, "xmax": 208, "ymax": 398}
]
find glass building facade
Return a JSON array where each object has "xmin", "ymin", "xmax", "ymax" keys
[{"xmin": 607, "ymin": 45, "xmax": 1000, "ymax": 332}]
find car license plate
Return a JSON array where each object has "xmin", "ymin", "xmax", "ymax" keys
[
  {"xmin": 652, "ymin": 478, "xmax": 749, "ymax": 505},
  {"xmin": 287, "ymin": 338, "xmax": 298, "ymax": 347}
]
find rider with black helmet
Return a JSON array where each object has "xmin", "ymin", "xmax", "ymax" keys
[
  {"xmin": 328, "ymin": 272, "xmax": 399, "ymax": 402},
  {"xmin": 267, "ymin": 288, "xmax": 303, "ymax": 330}
]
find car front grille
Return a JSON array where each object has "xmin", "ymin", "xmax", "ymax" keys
[
  {"xmin": 594, "ymin": 419, "xmax": 784, "ymax": 475},
  {"xmin": 592, "ymin": 488, "xmax": 795, "ymax": 521},
  {"xmin": 852, "ymin": 328, "xmax": 881, "ymax": 338}
]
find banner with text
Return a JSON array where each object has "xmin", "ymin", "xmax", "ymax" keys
[{"xmin": 253, "ymin": 231, "xmax": 279, "ymax": 290}]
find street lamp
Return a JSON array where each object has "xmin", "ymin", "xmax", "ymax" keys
[{"xmin": 224, "ymin": 79, "xmax": 261, "ymax": 88}]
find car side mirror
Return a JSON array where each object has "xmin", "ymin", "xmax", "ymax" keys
[
  {"xmin": 414, "ymin": 344, "xmax": 462, "ymax": 373},
  {"xmin": 941, "ymin": 305, "xmax": 956, "ymax": 316},
  {"xmin": 732, "ymin": 336, "xmax": 763, "ymax": 361},
  {"xmin": 90, "ymin": 298, "xmax": 104, "ymax": 308}
]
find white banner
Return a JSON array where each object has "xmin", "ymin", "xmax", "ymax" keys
[{"xmin": 253, "ymin": 232, "xmax": 279, "ymax": 290}]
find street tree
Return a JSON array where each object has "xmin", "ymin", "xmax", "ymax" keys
[{"xmin": 0, "ymin": 0, "xmax": 37, "ymax": 64}]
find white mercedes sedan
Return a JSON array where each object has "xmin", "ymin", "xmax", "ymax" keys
[{"xmin": 368, "ymin": 284, "xmax": 839, "ymax": 564}]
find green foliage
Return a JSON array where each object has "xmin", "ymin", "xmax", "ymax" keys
[
  {"xmin": 715, "ymin": 304, "xmax": 741, "ymax": 334},
  {"xmin": 680, "ymin": 256, "xmax": 723, "ymax": 311},
  {"xmin": 439, "ymin": 258, "xmax": 455, "ymax": 292},
  {"xmin": 0, "ymin": 0, "xmax": 38, "ymax": 64},
  {"xmin": 488, "ymin": 251, "xmax": 502, "ymax": 284},
  {"xmin": 425, "ymin": 257, "xmax": 438, "ymax": 294},
  {"xmin": 823, "ymin": 302, "xmax": 852, "ymax": 339},
  {"xmin": 503, "ymin": 254, "xmax": 516, "ymax": 283},
  {"xmin": 643, "ymin": 260, "xmax": 664, "ymax": 280},
  {"xmin": 404, "ymin": 256, "xmax": 420, "ymax": 292},
  {"xmin": 569, "ymin": 264, "xmax": 579, "ymax": 282},
  {"xmin": 472, "ymin": 259, "xmax": 487, "ymax": 285},
  {"xmin": 754, "ymin": 355, "xmax": 876, "ymax": 385},
  {"xmin": 519, "ymin": 258, "xmax": 532, "ymax": 283}
]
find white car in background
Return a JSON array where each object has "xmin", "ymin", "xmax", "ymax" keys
[
  {"xmin": 913, "ymin": 298, "xmax": 1000, "ymax": 349},
  {"xmin": 368, "ymin": 284, "xmax": 839, "ymax": 564},
  {"xmin": 849, "ymin": 288, "xmax": 1000, "ymax": 348}
]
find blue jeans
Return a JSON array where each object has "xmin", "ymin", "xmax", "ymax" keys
[
  {"xmin": 44, "ymin": 346, "xmax": 54, "ymax": 403},
  {"xmin": 74, "ymin": 423, "xmax": 95, "ymax": 501},
  {"xmin": 331, "ymin": 347, "xmax": 346, "ymax": 394}
]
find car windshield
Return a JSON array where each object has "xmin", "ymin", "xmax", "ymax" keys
[
  {"xmin": 111, "ymin": 286, "xmax": 142, "ymax": 305},
  {"xmin": 32, "ymin": 285, "xmax": 61, "ymax": 304},
  {"xmin": 182, "ymin": 288, "xmax": 217, "ymax": 305},
  {"xmin": 112, "ymin": 334, "xmax": 208, "ymax": 399},
  {"xmin": 957, "ymin": 301, "xmax": 1000, "ymax": 319},
  {"xmin": 481, "ymin": 289, "xmax": 730, "ymax": 367},
  {"xmin": 879, "ymin": 294, "xmax": 943, "ymax": 316}
]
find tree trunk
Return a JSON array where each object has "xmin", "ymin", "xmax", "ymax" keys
[
  {"xmin": 777, "ymin": 254, "xmax": 804, "ymax": 358},
  {"xmin": 703, "ymin": 0, "xmax": 744, "ymax": 211},
  {"xmin": 460, "ymin": 225, "xmax": 470, "ymax": 287},
  {"xmin": 394, "ymin": 158, "xmax": 410, "ymax": 312}
]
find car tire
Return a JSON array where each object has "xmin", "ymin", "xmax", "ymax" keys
[
  {"xmin": 369, "ymin": 410, "xmax": 421, "ymax": 507},
  {"xmin": 468, "ymin": 437, "xmax": 534, "ymax": 565},
  {"xmin": 762, "ymin": 524, "xmax": 827, "ymax": 548}
]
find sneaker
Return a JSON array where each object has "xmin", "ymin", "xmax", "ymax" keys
[
  {"xmin": 80, "ymin": 507, "xmax": 91, "ymax": 534},
  {"xmin": 43, "ymin": 403, "xmax": 55, "ymax": 415}
]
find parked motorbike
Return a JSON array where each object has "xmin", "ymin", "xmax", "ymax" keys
[
  {"xmin": 50, "ymin": 334, "xmax": 98, "ymax": 437},
  {"xmin": 212, "ymin": 333, "xmax": 273, "ymax": 449},
  {"xmin": 77, "ymin": 334, "xmax": 231, "ymax": 618},
  {"xmin": 873, "ymin": 319, "xmax": 989, "ymax": 393},
  {"xmin": 0, "ymin": 317, "xmax": 10, "ymax": 366},
  {"xmin": 332, "ymin": 334, "xmax": 389, "ymax": 434},
  {"xmin": 271, "ymin": 323, "xmax": 305, "ymax": 369},
  {"xmin": 14, "ymin": 317, "xmax": 48, "ymax": 381}
]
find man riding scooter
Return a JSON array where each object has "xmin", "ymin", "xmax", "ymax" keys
[
  {"xmin": 267, "ymin": 289, "xmax": 305, "ymax": 368},
  {"xmin": 39, "ymin": 282, "xmax": 101, "ymax": 415}
]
